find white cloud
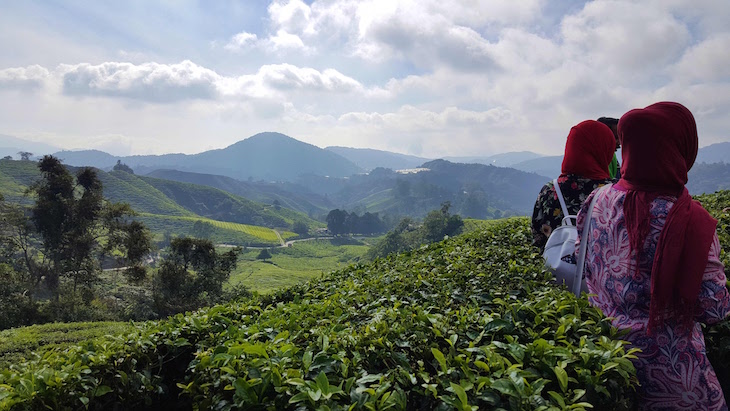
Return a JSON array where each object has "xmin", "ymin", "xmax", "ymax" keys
[
  {"xmin": 224, "ymin": 32, "xmax": 258, "ymax": 52},
  {"xmin": 268, "ymin": 0, "xmax": 313, "ymax": 35},
  {"xmin": 561, "ymin": 1, "xmax": 690, "ymax": 77},
  {"xmin": 0, "ymin": 65, "xmax": 51, "ymax": 90},
  {"xmin": 59, "ymin": 60, "xmax": 220, "ymax": 102},
  {"xmin": 267, "ymin": 30, "xmax": 312, "ymax": 53},
  {"xmin": 258, "ymin": 64, "xmax": 362, "ymax": 92},
  {"xmin": 672, "ymin": 33, "xmax": 730, "ymax": 82}
]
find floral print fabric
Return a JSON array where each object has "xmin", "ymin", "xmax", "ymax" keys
[
  {"xmin": 531, "ymin": 174, "xmax": 611, "ymax": 252},
  {"xmin": 577, "ymin": 185, "xmax": 730, "ymax": 411}
]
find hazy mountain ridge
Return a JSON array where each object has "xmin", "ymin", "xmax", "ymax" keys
[
  {"xmin": 443, "ymin": 151, "xmax": 545, "ymax": 167},
  {"xmin": 325, "ymin": 146, "xmax": 431, "ymax": 171},
  {"xmin": 294, "ymin": 159, "xmax": 549, "ymax": 219},
  {"xmin": 49, "ymin": 132, "xmax": 362, "ymax": 182},
  {"xmin": 0, "ymin": 134, "xmax": 61, "ymax": 159}
]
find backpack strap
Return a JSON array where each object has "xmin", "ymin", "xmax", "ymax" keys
[
  {"xmin": 571, "ymin": 183, "xmax": 612, "ymax": 297},
  {"xmin": 553, "ymin": 179, "xmax": 572, "ymax": 226}
]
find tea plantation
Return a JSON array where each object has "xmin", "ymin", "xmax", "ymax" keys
[{"xmin": 0, "ymin": 189, "xmax": 728, "ymax": 410}]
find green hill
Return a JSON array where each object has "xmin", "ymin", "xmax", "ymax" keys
[
  {"xmin": 0, "ymin": 159, "xmax": 320, "ymax": 245},
  {"xmin": 146, "ymin": 169, "xmax": 333, "ymax": 216}
]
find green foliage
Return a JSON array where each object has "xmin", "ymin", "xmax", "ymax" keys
[
  {"xmin": 154, "ymin": 237, "xmax": 240, "ymax": 316},
  {"xmin": 422, "ymin": 201, "xmax": 464, "ymax": 242},
  {"xmin": 256, "ymin": 248, "xmax": 272, "ymax": 261},
  {"xmin": 292, "ymin": 220, "xmax": 309, "ymax": 236},
  {"xmin": 0, "ymin": 160, "xmax": 319, "ymax": 245},
  {"xmin": 695, "ymin": 190, "xmax": 730, "ymax": 395},
  {"xmin": 366, "ymin": 203, "xmax": 464, "ymax": 260},
  {"xmin": 190, "ymin": 219, "xmax": 214, "ymax": 239},
  {"xmin": 0, "ymin": 321, "xmax": 132, "ymax": 369},
  {"xmin": 112, "ymin": 160, "xmax": 134, "ymax": 174},
  {"xmin": 326, "ymin": 209, "xmax": 386, "ymax": 235},
  {"xmin": 0, "ymin": 156, "xmax": 154, "ymax": 328},
  {"xmin": 0, "ymin": 218, "xmax": 639, "ymax": 410},
  {"xmin": 0, "ymin": 264, "xmax": 40, "ymax": 330}
]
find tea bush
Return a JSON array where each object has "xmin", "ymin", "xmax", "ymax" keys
[
  {"xmin": 0, "ymin": 217, "xmax": 642, "ymax": 410},
  {"xmin": 696, "ymin": 190, "xmax": 730, "ymax": 396}
]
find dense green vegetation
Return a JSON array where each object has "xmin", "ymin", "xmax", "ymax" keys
[
  {"xmin": 365, "ymin": 202, "xmax": 464, "ymax": 260},
  {"xmin": 0, "ymin": 157, "xmax": 258, "ymax": 330},
  {"xmin": 695, "ymin": 190, "xmax": 730, "ymax": 395},
  {"xmin": 0, "ymin": 322, "xmax": 132, "ymax": 369},
  {"xmin": 0, "ymin": 156, "xmax": 152, "ymax": 329},
  {"xmin": 0, "ymin": 218, "xmax": 640, "ymax": 410}
]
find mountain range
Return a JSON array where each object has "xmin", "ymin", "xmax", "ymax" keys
[
  {"xmin": 2, "ymin": 132, "xmax": 729, "ymax": 222},
  {"xmin": 3, "ymin": 133, "xmax": 728, "ymax": 180},
  {"xmin": 49, "ymin": 132, "xmax": 362, "ymax": 182}
]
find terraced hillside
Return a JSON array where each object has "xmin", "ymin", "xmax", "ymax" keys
[{"xmin": 0, "ymin": 159, "xmax": 319, "ymax": 245}]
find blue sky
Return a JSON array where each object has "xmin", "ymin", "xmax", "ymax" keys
[{"xmin": 0, "ymin": 0, "xmax": 728, "ymax": 157}]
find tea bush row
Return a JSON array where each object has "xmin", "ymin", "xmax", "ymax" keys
[{"xmin": 0, "ymin": 218, "xmax": 645, "ymax": 410}]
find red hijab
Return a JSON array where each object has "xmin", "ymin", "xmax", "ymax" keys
[
  {"xmin": 561, "ymin": 120, "xmax": 616, "ymax": 179},
  {"xmin": 617, "ymin": 102, "xmax": 717, "ymax": 334}
]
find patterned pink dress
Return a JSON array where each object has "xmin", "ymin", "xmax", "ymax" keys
[{"xmin": 577, "ymin": 185, "xmax": 730, "ymax": 410}]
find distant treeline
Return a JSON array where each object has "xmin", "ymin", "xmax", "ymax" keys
[{"xmin": 326, "ymin": 209, "xmax": 387, "ymax": 235}]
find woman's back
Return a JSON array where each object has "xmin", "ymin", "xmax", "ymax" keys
[
  {"xmin": 531, "ymin": 175, "xmax": 609, "ymax": 251},
  {"xmin": 530, "ymin": 120, "xmax": 616, "ymax": 252},
  {"xmin": 580, "ymin": 178, "xmax": 730, "ymax": 410}
]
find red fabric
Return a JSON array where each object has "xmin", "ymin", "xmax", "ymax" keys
[
  {"xmin": 617, "ymin": 102, "xmax": 718, "ymax": 335},
  {"xmin": 560, "ymin": 120, "xmax": 615, "ymax": 180}
]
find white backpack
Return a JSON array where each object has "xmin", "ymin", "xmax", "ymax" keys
[{"xmin": 542, "ymin": 180, "xmax": 610, "ymax": 297}]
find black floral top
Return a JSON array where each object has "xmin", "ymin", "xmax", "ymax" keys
[{"xmin": 531, "ymin": 174, "xmax": 612, "ymax": 252}]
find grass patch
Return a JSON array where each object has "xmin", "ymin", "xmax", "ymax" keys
[{"xmin": 230, "ymin": 239, "xmax": 370, "ymax": 293}]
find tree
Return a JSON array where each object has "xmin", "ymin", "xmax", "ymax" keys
[
  {"xmin": 26, "ymin": 156, "xmax": 151, "ymax": 300},
  {"xmin": 272, "ymin": 199, "xmax": 281, "ymax": 210},
  {"xmin": 256, "ymin": 248, "xmax": 272, "ymax": 261},
  {"xmin": 0, "ymin": 263, "xmax": 41, "ymax": 329},
  {"xmin": 422, "ymin": 202, "xmax": 464, "ymax": 243},
  {"xmin": 17, "ymin": 151, "xmax": 32, "ymax": 161},
  {"xmin": 359, "ymin": 212, "xmax": 386, "ymax": 235},
  {"xmin": 154, "ymin": 237, "xmax": 238, "ymax": 315},
  {"xmin": 2, "ymin": 155, "xmax": 12, "ymax": 160},
  {"xmin": 191, "ymin": 220, "xmax": 214, "ymax": 239},
  {"xmin": 112, "ymin": 160, "xmax": 134, "ymax": 174},
  {"xmin": 326, "ymin": 209, "xmax": 348, "ymax": 235},
  {"xmin": 292, "ymin": 221, "xmax": 309, "ymax": 236}
]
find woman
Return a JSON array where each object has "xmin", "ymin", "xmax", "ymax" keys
[
  {"xmin": 576, "ymin": 102, "xmax": 730, "ymax": 410},
  {"xmin": 531, "ymin": 120, "xmax": 615, "ymax": 252}
]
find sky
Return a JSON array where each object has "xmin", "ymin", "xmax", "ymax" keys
[{"xmin": 0, "ymin": 0, "xmax": 729, "ymax": 158}]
